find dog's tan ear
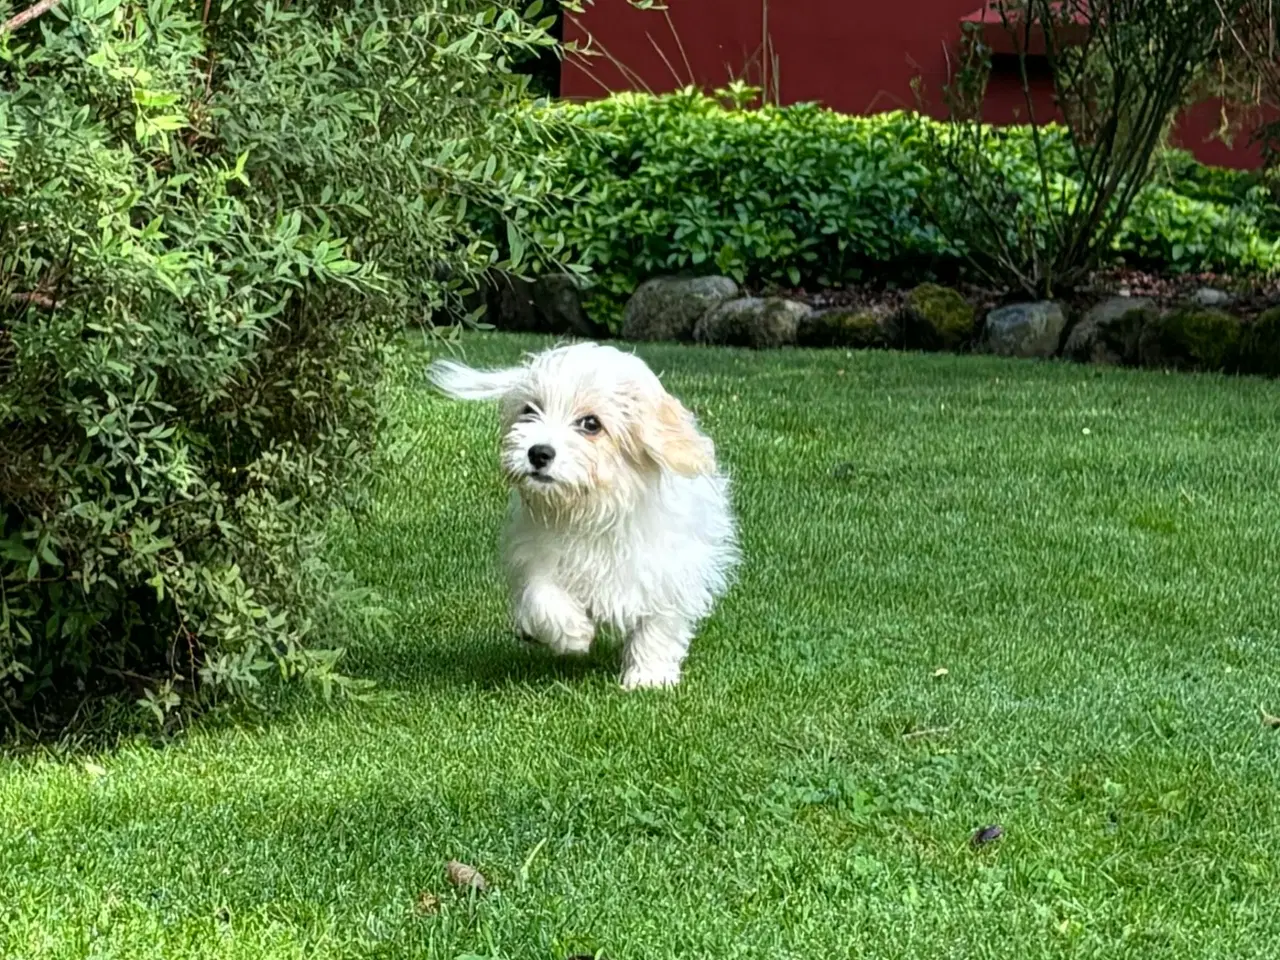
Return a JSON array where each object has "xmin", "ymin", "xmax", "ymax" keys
[{"xmin": 639, "ymin": 390, "xmax": 716, "ymax": 477}]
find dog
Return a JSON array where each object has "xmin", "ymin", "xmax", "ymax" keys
[{"xmin": 427, "ymin": 342, "xmax": 738, "ymax": 689}]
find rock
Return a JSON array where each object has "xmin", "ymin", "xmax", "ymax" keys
[
  {"xmin": 484, "ymin": 272, "xmax": 544, "ymax": 332},
  {"xmin": 1191, "ymin": 287, "xmax": 1233, "ymax": 308},
  {"xmin": 796, "ymin": 308, "xmax": 887, "ymax": 349},
  {"xmin": 693, "ymin": 297, "xmax": 809, "ymax": 349},
  {"xmin": 1240, "ymin": 307, "xmax": 1280, "ymax": 376},
  {"xmin": 886, "ymin": 283, "xmax": 976, "ymax": 350},
  {"xmin": 1138, "ymin": 308, "xmax": 1242, "ymax": 372},
  {"xmin": 621, "ymin": 276, "xmax": 739, "ymax": 342},
  {"xmin": 1063, "ymin": 296, "xmax": 1155, "ymax": 366},
  {"xmin": 982, "ymin": 301, "xmax": 1067, "ymax": 358},
  {"xmin": 532, "ymin": 273, "xmax": 602, "ymax": 338}
]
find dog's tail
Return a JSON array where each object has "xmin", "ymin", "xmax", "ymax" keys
[{"xmin": 427, "ymin": 359, "xmax": 524, "ymax": 401}]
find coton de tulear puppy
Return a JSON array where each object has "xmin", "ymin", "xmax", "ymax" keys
[{"xmin": 428, "ymin": 342, "xmax": 738, "ymax": 690}]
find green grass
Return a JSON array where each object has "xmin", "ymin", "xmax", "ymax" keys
[{"xmin": 3, "ymin": 333, "xmax": 1280, "ymax": 959}]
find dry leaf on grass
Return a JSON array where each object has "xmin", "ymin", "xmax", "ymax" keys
[
  {"xmin": 414, "ymin": 892, "xmax": 440, "ymax": 915},
  {"xmin": 1261, "ymin": 705, "xmax": 1280, "ymax": 729},
  {"xmin": 445, "ymin": 860, "xmax": 488, "ymax": 893}
]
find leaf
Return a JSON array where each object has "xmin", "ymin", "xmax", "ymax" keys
[
  {"xmin": 83, "ymin": 762, "xmax": 107, "ymax": 778},
  {"xmin": 445, "ymin": 860, "xmax": 488, "ymax": 893},
  {"xmin": 506, "ymin": 220, "xmax": 525, "ymax": 269},
  {"xmin": 1261, "ymin": 705, "xmax": 1280, "ymax": 729}
]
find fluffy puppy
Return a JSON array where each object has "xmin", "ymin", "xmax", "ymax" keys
[{"xmin": 427, "ymin": 342, "xmax": 738, "ymax": 689}]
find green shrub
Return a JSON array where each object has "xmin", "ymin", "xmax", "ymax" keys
[
  {"xmin": 1116, "ymin": 184, "xmax": 1280, "ymax": 275},
  {"xmin": 518, "ymin": 91, "xmax": 961, "ymax": 324},
  {"xmin": 1, "ymin": 0, "xmax": 563, "ymax": 724},
  {"xmin": 505, "ymin": 91, "xmax": 1280, "ymax": 328}
]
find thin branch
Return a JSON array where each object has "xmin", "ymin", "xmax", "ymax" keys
[
  {"xmin": 10, "ymin": 291, "xmax": 57, "ymax": 309},
  {"xmin": 564, "ymin": 13, "xmax": 654, "ymax": 94},
  {"xmin": 645, "ymin": 31, "xmax": 686, "ymax": 88},
  {"xmin": 662, "ymin": 8, "xmax": 693, "ymax": 86},
  {"xmin": 1, "ymin": 0, "xmax": 62, "ymax": 34}
]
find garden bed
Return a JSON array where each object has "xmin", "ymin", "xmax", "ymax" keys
[{"xmin": 479, "ymin": 265, "xmax": 1280, "ymax": 377}]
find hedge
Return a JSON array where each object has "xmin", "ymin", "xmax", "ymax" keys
[
  {"xmin": 510, "ymin": 90, "xmax": 1280, "ymax": 328},
  {"xmin": 1, "ymin": 0, "xmax": 562, "ymax": 724}
]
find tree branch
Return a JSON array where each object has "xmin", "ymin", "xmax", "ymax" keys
[
  {"xmin": 1, "ymin": 0, "xmax": 62, "ymax": 35},
  {"xmin": 10, "ymin": 291, "xmax": 57, "ymax": 310}
]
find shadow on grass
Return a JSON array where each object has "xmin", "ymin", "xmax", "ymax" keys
[{"xmin": 342, "ymin": 628, "xmax": 622, "ymax": 695}]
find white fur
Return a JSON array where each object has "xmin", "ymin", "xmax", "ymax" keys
[{"xmin": 428, "ymin": 342, "xmax": 739, "ymax": 689}]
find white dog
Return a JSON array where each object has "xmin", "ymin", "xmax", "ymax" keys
[{"xmin": 427, "ymin": 342, "xmax": 738, "ymax": 689}]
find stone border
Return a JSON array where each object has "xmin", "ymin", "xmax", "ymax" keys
[{"xmin": 481, "ymin": 272, "xmax": 1280, "ymax": 377}]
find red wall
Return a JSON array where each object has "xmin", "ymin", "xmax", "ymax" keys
[{"xmin": 561, "ymin": 0, "xmax": 1263, "ymax": 169}]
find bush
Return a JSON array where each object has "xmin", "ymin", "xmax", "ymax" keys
[
  {"xmin": 506, "ymin": 91, "xmax": 1280, "ymax": 329},
  {"xmin": 927, "ymin": 0, "xmax": 1254, "ymax": 297},
  {"xmin": 518, "ymin": 90, "xmax": 961, "ymax": 323},
  {"xmin": 1, "ymin": 0, "xmax": 563, "ymax": 724}
]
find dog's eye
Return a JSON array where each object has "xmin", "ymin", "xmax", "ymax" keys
[
  {"xmin": 520, "ymin": 404, "xmax": 538, "ymax": 419},
  {"xmin": 576, "ymin": 414, "xmax": 602, "ymax": 435}
]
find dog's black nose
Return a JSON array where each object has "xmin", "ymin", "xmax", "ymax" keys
[{"xmin": 527, "ymin": 444, "xmax": 556, "ymax": 470}]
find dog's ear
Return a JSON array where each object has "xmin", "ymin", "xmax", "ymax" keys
[
  {"xmin": 427, "ymin": 359, "xmax": 524, "ymax": 401},
  {"xmin": 638, "ymin": 389, "xmax": 716, "ymax": 477}
]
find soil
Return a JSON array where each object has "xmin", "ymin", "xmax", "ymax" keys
[{"xmin": 762, "ymin": 268, "xmax": 1280, "ymax": 323}]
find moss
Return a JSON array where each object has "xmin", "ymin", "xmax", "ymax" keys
[
  {"xmin": 902, "ymin": 283, "xmax": 976, "ymax": 350},
  {"xmin": 1240, "ymin": 307, "xmax": 1280, "ymax": 377},
  {"xmin": 1140, "ymin": 308, "xmax": 1242, "ymax": 371},
  {"xmin": 796, "ymin": 309, "xmax": 885, "ymax": 349}
]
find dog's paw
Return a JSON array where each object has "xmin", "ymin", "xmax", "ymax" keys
[
  {"xmin": 620, "ymin": 666, "xmax": 682, "ymax": 691},
  {"xmin": 517, "ymin": 627, "xmax": 592, "ymax": 656},
  {"xmin": 544, "ymin": 630, "xmax": 593, "ymax": 656}
]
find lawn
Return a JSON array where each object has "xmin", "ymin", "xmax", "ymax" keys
[{"xmin": 2, "ymin": 332, "xmax": 1279, "ymax": 959}]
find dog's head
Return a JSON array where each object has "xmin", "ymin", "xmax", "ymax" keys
[{"xmin": 428, "ymin": 342, "xmax": 715, "ymax": 505}]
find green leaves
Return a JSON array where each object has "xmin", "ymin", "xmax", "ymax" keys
[
  {"xmin": 1, "ymin": 0, "xmax": 565, "ymax": 725},
  {"xmin": 497, "ymin": 91, "xmax": 1279, "ymax": 331},
  {"xmin": 501, "ymin": 95, "xmax": 962, "ymax": 325}
]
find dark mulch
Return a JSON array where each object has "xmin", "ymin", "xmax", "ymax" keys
[{"xmin": 762, "ymin": 268, "xmax": 1280, "ymax": 323}]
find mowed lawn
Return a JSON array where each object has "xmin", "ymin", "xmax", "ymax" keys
[{"xmin": 3, "ymin": 332, "xmax": 1280, "ymax": 959}]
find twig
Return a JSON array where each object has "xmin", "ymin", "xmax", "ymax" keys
[
  {"xmin": 1, "ymin": 0, "xmax": 62, "ymax": 34},
  {"xmin": 760, "ymin": 0, "xmax": 769, "ymax": 104},
  {"xmin": 646, "ymin": 31, "xmax": 686, "ymax": 88},
  {"xmin": 10, "ymin": 291, "xmax": 57, "ymax": 309},
  {"xmin": 564, "ymin": 13, "xmax": 654, "ymax": 94},
  {"xmin": 663, "ymin": 8, "xmax": 693, "ymax": 87}
]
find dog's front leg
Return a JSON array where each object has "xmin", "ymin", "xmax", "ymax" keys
[
  {"xmin": 513, "ymin": 580, "xmax": 595, "ymax": 656},
  {"xmin": 621, "ymin": 616, "xmax": 693, "ymax": 690}
]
